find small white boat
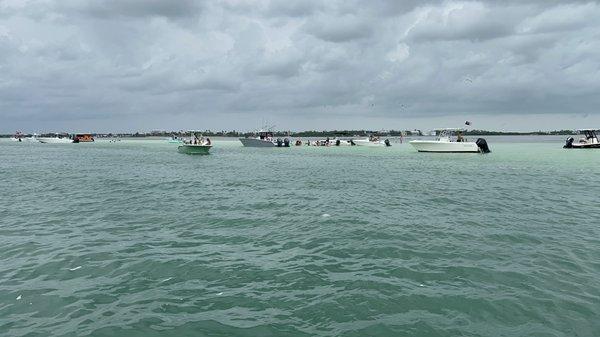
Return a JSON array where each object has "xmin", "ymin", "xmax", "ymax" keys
[
  {"xmin": 166, "ymin": 135, "xmax": 183, "ymax": 144},
  {"xmin": 24, "ymin": 134, "xmax": 39, "ymax": 142},
  {"xmin": 564, "ymin": 129, "xmax": 600, "ymax": 149},
  {"xmin": 38, "ymin": 133, "xmax": 73, "ymax": 144},
  {"xmin": 409, "ymin": 128, "xmax": 490, "ymax": 153},
  {"xmin": 353, "ymin": 136, "xmax": 391, "ymax": 147}
]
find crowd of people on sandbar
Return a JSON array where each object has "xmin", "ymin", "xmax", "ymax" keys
[{"xmin": 300, "ymin": 137, "xmax": 353, "ymax": 146}]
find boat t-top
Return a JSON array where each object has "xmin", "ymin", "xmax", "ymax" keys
[
  {"xmin": 409, "ymin": 128, "xmax": 490, "ymax": 153},
  {"xmin": 564, "ymin": 129, "xmax": 600, "ymax": 149},
  {"xmin": 177, "ymin": 131, "xmax": 212, "ymax": 155},
  {"xmin": 239, "ymin": 130, "xmax": 290, "ymax": 147}
]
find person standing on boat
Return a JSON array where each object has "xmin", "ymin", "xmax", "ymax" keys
[{"xmin": 456, "ymin": 131, "xmax": 464, "ymax": 142}]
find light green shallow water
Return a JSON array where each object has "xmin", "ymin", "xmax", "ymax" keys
[{"xmin": 1, "ymin": 138, "xmax": 599, "ymax": 337}]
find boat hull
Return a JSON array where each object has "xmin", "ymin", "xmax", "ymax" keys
[
  {"xmin": 410, "ymin": 140, "xmax": 480, "ymax": 153},
  {"xmin": 239, "ymin": 138, "xmax": 276, "ymax": 147},
  {"xmin": 353, "ymin": 138, "xmax": 388, "ymax": 147},
  {"xmin": 38, "ymin": 137, "xmax": 73, "ymax": 144},
  {"xmin": 568, "ymin": 143, "xmax": 600, "ymax": 149},
  {"xmin": 178, "ymin": 144, "xmax": 211, "ymax": 155}
]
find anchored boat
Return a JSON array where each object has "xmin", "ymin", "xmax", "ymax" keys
[
  {"xmin": 353, "ymin": 136, "xmax": 391, "ymax": 147},
  {"xmin": 564, "ymin": 129, "xmax": 600, "ymax": 149},
  {"xmin": 239, "ymin": 130, "xmax": 291, "ymax": 147},
  {"xmin": 410, "ymin": 128, "xmax": 490, "ymax": 153},
  {"xmin": 38, "ymin": 133, "xmax": 74, "ymax": 144},
  {"xmin": 73, "ymin": 134, "xmax": 94, "ymax": 143},
  {"xmin": 24, "ymin": 133, "xmax": 39, "ymax": 142},
  {"xmin": 177, "ymin": 131, "xmax": 212, "ymax": 155},
  {"xmin": 166, "ymin": 135, "xmax": 183, "ymax": 144}
]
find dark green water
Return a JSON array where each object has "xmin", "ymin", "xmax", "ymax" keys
[{"xmin": 1, "ymin": 139, "xmax": 599, "ymax": 336}]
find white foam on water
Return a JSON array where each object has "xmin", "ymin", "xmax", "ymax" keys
[
  {"xmin": 69, "ymin": 266, "xmax": 82, "ymax": 271},
  {"xmin": 322, "ymin": 214, "xmax": 331, "ymax": 217},
  {"xmin": 16, "ymin": 295, "xmax": 21, "ymax": 300}
]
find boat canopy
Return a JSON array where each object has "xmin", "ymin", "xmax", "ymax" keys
[
  {"xmin": 577, "ymin": 129, "xmax": 598, "ymax": 140},
  {"xmin": 576, "ymin": 129, "xmax": 600, "ymax": 132}
]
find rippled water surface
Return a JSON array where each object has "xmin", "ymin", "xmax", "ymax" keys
[{"xmin": 1, "ymin": 138, "xmax": 600, "ymax": 336}]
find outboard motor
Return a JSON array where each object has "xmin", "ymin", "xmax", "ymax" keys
[
  {"xmin": 564, "ymin": 137, "xmax": 574, "ymax": 148},
  {"xmin": 350, "ymin": 140, "xmax": 356, "ymax": 146},
  {"xmin": 276, "ymin": 138, "xmax": 283, "ymax": 147},
  {"xmin": 384, "ymin": 139, "xmax": 391, "ymax": 147},
  {"xmin": 336, "ymin": 139, "xmax": 341, "ymax": 146},
  {"xmin": 283, "ymin": 138, "xmax": 290, "ymax": 147},
  {"xmin": 475, "ymin": 138, "xmax": 491, "ymax": 153}
]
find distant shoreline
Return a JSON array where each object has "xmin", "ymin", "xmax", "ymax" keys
[{"xmin": 0, "ymin": 129, "xmax": 577, "ymax": 138}]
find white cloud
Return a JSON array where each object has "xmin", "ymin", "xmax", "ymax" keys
[
  {"xmin": 386, "ymin": 43, "xmax": 410, "ymax": 63},
  {"xmin": 517, "ymin": 2, "xmax": 598, "ymax": 34}
]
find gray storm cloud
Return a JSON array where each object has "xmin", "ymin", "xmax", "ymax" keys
[{"xmin": 0, "ymin": 0, "xmax": 599, "ymax": 132}]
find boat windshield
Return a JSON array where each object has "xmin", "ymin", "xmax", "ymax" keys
[
  {"xmin": 437, "ymin": 129, "xmax": 454, "ymax": 140},
  {"xmin": 436, "ymin": 128, "xmax": 467, "ymax": 142}
]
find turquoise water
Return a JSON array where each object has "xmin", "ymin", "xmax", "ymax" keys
[{"xmin": 1, "ymin": 138, "xmax": 599, "ymax": 336}]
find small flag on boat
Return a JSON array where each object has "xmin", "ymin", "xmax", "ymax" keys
[{"xmin": 465, "ymin": 121, "xmax": 472, "ymax": 126}]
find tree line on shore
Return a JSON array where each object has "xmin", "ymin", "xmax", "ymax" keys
[{"xmin": 1, "ymin": 129, "xmax": 577, "ymax": 138}]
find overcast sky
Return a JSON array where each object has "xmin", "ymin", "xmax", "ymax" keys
[{"xmin": 1, "ymin": 0, "xmax": 599, "ymax": 133}]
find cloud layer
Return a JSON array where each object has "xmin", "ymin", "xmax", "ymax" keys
[{"xmin": 1, "ymin": 0, "xmax": 599, "ymax": 132}]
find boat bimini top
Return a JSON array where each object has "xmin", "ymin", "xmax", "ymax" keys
[{"xmin": 577, "ymin": 129, "xmax": 599, "ymax": 142}]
